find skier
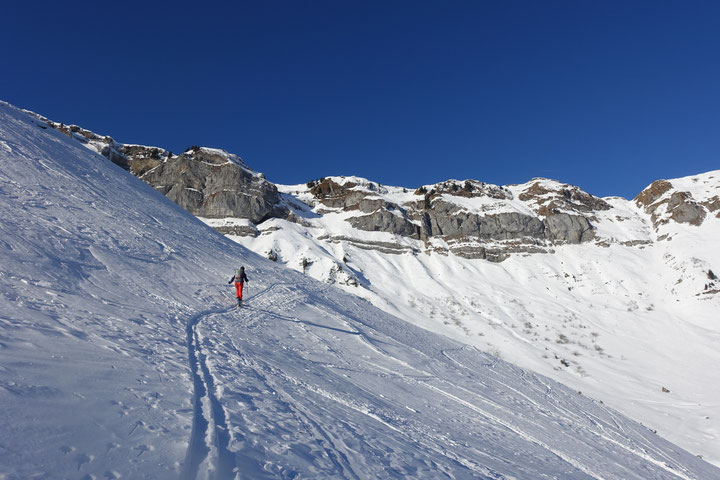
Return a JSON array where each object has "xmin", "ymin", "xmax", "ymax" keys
[{"xmin": 228, "ymin": 266, "xmax": 249, "ymax": 306}]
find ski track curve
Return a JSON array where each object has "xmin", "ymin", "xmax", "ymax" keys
[
  {"xmin": 180, "ymin": 282, "xmax": 290, "ymax": 480},
  {"xmin": 177, "ymin": 280, "xmax": 713, "ymax": 480}
]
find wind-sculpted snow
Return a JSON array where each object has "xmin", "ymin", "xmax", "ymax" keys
[{"xmin": 1, "ymin": 101, "xmax": 719, "ymax": 478}]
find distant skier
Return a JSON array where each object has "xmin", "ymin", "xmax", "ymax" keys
[{"xmin": 228, "ymin": 266, "xmax": 249, "ymax": 306}]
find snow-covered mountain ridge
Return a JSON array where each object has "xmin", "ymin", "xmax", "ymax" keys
[
  {"xmin": 238, "ymin": 170, "xmax": 720, "ymax": 466},
  {"xmin": 6, "ymin": 102, "xmax": 720, "ymax": 472},
  {"xmin": 28, "ymin": 108, "xmax": 719, "ymax": 264}
]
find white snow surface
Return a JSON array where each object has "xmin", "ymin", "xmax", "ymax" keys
[
  {"xmin": 236, "ymin": 178, "xmax": 720, "ymax": 467},
  {"xmin": 2, "ymin": 102, "xmax": 720, "ymax": 479}
]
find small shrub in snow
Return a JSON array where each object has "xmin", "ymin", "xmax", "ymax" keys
[{"xmin": 487, "ymin": 347, "xmax": 503, "ymax": 359}]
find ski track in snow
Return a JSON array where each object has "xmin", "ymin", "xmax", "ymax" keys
[
  {"xmin": 179, "ymin": 280, "xmax": 712, "ymax": 479},
  {"xmin": 3, "ymin": 102, "xmax": 720, "ymax": 479},
  {"xmin": 182, "ymin": 306, "xmax": 232, "ymax": 480},
  {"xmin": 182, "ymin": 283, "xmax": 295, "ymax": 480}
]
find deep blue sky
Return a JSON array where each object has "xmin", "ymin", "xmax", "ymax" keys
[{"xmin": 3, "ymin": 1, "xmax": 719, "ymax": 198}]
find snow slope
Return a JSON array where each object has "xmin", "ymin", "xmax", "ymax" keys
[
  {"xmin": 2, "ymin": 100, "xmax": 719, "ymax": 479},
  {"xmin": 233, "ymin": 174, "xmax": 720, "ymax": 466}
]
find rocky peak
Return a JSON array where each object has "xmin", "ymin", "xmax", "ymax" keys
[
  {"xmin": 634, "ymin": 179, "xmax": 673, "ymax": 209},
  {"xmin": 308, "ymin": 178, "xmax": 364, "ymax": 208},
  {"xmin": 518, "ymin": 179, "xmax": 612, "ymax": 217},
  {"xmin": 36, "ymin": 115, "xmax": 287, "ymax": 226},
  {"xmin": 415, "ymin": 179, "xmax": 513, "ymax": 201},
  {"xmin": 634, "ymin": 174, "xmax": 720, "ymax": 232}
]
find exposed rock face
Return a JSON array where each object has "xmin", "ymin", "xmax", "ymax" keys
[
  {"xmin": 419, "ymin": 199, "xmax": 545, "ymax": 240},
  {"xmin": 41, "ymin": 117, "xmax": 288, "ymax": 226},
  {"xmin": 310, "ymin": 178, "xmax": 386, "ymax": 211},
  {"xmin": 294, "ymin": 177, "xmax": 611, "ymax": 262},
  {"xmin": 121, "ymin": 145, "xmax": 167, "ymax": 176},
  {"xmin": 666, "ymin": 192, "xmax": 706, "ymax": 226},
  {"xmin": 702, "ymin": 196, "xmax": 720, "ymax": 217},
  {"xmin": 140, "ymin": 148, "xmax": 287, "ymax": 223},
  {"xmin": 518, "ymin": 180, "xmax": 612, "ymax": 216},
  {"xmin": 544, "ymin": 213, "xmax": 595, "ymax": 243},
  {"xmin": 635, "ymin": 180, "xmax": 673, "ymax": 208},
  {"xmin": 416, "ymin": 179, "xmax": 513, "ymax": 200},
  {"xmin": 212, "ymin": 224, "xmax": 260, "ymax": 237},
  {"xmin": 32, "ymin": 116, "xmax": 610, "ymax": 256},
  {"xmin": 635, "ymin": 179, "xmax": 708, "ymax": 230},
  {"xmin": 48, "ymin": 122, "xmax": 133, "ymax": 170},
  {"xmin": 347, "ymin": 210, "xmax": 420, "ymax": 237},
  {"xmin": 306, "ymin": 178, "xmax": 599, "ymax": 254}
]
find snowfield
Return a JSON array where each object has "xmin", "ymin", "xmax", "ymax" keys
[
  {"xmin": 2, "ymin": 101, "xmax": 720, "ymax": 479},
  {"xmin": 234, "ymin": 173, "xmax": 720, "ymax": 467}
]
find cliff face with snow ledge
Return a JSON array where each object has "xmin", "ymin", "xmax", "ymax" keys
[{"xmin": 11, "ymin": 102, "xmax": 720, "ymax": 469}]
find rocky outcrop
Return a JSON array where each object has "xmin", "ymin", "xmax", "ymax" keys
[
  {"xmin": 665, "ymin": 192, "xmax": 706, "ymax": 226},
  {"xmin": 212, "ymin": 224, "xmax": 260, "ymax": 237},
  {"xmin": 518, "ymin": 180, "xmax": 612, "ymax": 217},
  {"xmin": 347, "ymin": 210, "xmax": 420, "ymax": 238},
  {"xmin": 317, "ymin": 235, "xmax": 418, "ymax": 255},
  {"xmin": 302, "ymin": 177, "xmax": 602, "ymax": 260},
  {"xmin": 40, "ymin": 119, "xmax": 289, "ymax": 227},
  {"xmin": 419, "ymin": 199, "xmax": 545, "ymax": 240},
  {"xmin": 46, "ymin": 122, "xmax": 134, "ymax": 170},
  {"xmin": 415, "ymin": 179, "xmax": 513, "ymax": 200},
  {"xmin": 37, "ymin": 113, "xmax": 607, "ymax": 258},
  {"xmin": 446, "ymin": 240, "xmax": 550, "ymax": 262},
  {"xmin": 635, "ymin": 180, "xmax": 708, "ymax": 230},
  {"xmin": 635, "ymin": 180, "xmax": 673, "ymax": 208},
  {"xmin": 544, "ymin": 213, "xmax": 595, "ymax": 243},
  {"xmin": 140, "ymin": 148, "xmax": 287, "ymax": 223},
  {"xmin": 701, "ymin": 196, "xmax": 720, "ymax": 217}
]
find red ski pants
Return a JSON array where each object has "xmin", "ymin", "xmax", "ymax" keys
[{"xmin": 234, "ymin": 281, "xmax": 244, "ymax": 299}]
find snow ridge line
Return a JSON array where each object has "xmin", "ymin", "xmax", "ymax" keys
[{"xmin": 181, "ymin": 306, "xmax": 236, "ymax": 480}]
